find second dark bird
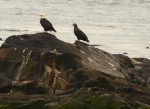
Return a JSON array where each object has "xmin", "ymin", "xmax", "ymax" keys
[
  {"xmin": 40, "ymin": 17, "xmax": 56, "ymax": 32},
  {"xmin": 73, "ymin": 24, "xmax": 89, "ymax": 42}
]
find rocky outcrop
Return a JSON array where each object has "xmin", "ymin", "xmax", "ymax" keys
[{"xmin": 0, "ymin": 32, "xmax": 149, "ymax": 108}]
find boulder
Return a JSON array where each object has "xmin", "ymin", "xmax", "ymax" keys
[
  {"xmin": 0, "ymin": 32, "xmax": 149, "ymax": 108},
  {"xmin": 1, "ymin": 32, "xmax": 125, "ymax": 78},
  {"xmin": 0, "ymin": 32, "xmax": 127, "ymax": 92}
]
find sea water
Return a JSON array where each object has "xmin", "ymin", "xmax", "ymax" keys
[{"xmin": 0, "ymin": 0, "xmax": 150, "ymax": 59}]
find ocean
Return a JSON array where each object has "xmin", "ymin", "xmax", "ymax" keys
[{"xmin": 0, "ymin": 0, "xmax": 150, "ymax": 59}]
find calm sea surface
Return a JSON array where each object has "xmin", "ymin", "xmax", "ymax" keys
[{"xmin": 0, "ymin": 0, "xmax": 150, "ymax": 59}]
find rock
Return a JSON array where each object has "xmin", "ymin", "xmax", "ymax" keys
[
  {"xmin": 0, "ymin": 32, "xmax": 125, "ymax": 91},
  {"xmin": 0, "ymin": 32, "xmax": 149, "ymax": 108},
  {"xmin": 74, "ymin": 41, "xmax": 124, "ymax": 78},
  {"xmin": 131, "ymin": 58, "xmax": 150, "ymax": 84},
  {"xmin": 0, "ymin": 94, "xmax": 50, "ymax": 109},
  {"xmin": 1, "ymin": 33, "xmax": 79, "ymax": 56},
  {"xmin": 50, "ymin": 91, "xmax": 134, "ymax": 109},
  {"xmin": 1, "ymin": 33, "xmax": 124, "ymax": 78},
  {"xmin": 114, "ymin": 54, "xmax": 134, "ymax": 68},
  {"xmin": 123, "ymin": 52, "xmax": 128, "ymax": 55}
]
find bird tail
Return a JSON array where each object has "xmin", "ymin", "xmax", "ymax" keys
[
  {"xmin": 87, "ymin": 39, "xmax": 89, "ymax": 43},
  {"xmin": 53, "ymin": 28, "xmax": 56, "ymax": 32}
]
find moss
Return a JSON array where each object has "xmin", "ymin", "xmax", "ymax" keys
[
  {"xmin": 74, "ymin": 69, "xmax": 89, "ymax": 81},
  {"xmin": 61, "ymin": 53, "xmax": 82, "ymax": 70},
  {"xmin": 0, "ymin": 60, "xmax": 14, "ymax": 71},
  {"xmin": 0, "ymin": 102, "xmax": 26, "ymax": 109},
  {"xmin": 97, "ymin": 76, "xmax": 114, "ymax": 90},
  {"xmin": 43, "ymin": 104, "xmax": 52, "ymax": 109},
  {"xmin": 135, "ymin": 101, "xmax": 150, "ymax": 109},
  {"xmin": 20, "ymin": 100, "xmax": 47, "ymax": 109},
  {"xmin": 84, "ymin": 76, "xmax": 114, "ymax": 91},
  {"xmin": 34, "ymin": 84, "xmax": 47, "ymax": 94},
  {"xmin": 22, "ymin": 82, "xmax": 46, "ymax": 94},
  {"xmin": 0, "ymin": 100, "xmax": 47, "ymax": 109},
  {"xmin": 52, "ymin": 93, "xmax": 133, "ymax": 109}
]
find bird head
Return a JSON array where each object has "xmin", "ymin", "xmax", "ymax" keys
[
  {"xmin": 72, "ymin": 23, "xmax": 78, "ymax": 28},
  {"xmin": 37, "ymin": 14, "xmax": 45, "ymax": 18}
]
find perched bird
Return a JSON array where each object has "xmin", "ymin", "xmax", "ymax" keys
[
  {"xmin": 73, "ymin": 24, "xmax": 89, "ymax": 42},
  {"xmin": 40, "ymin": 16, "xmax": 56, "ymax": 32}
]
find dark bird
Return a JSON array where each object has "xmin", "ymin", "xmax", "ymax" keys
[
  {"xmin": 40, "ymin": 17, "xmax": 56, "ymax": 32},
  {"xmin": 73, "ymin": 24, "xmax": 89, "ymax": 42}
]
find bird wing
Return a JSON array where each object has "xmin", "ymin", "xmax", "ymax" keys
[
  {"xmin": 40, "ymin": 18, "xmax": 56, "ymax": 32},
  {"xmin": 40, "ymin": 18, "xmax": 52, "ymax": 28},
  {"xmin": 75, "ymin": 28, "xmax": 89, "ymax": 41}
]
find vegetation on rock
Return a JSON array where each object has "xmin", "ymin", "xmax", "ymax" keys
[{"xmin": 0, "ymin": 33, "xmax": 149, "ymax": 109}]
